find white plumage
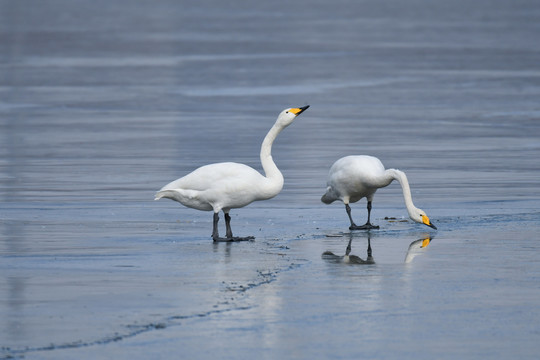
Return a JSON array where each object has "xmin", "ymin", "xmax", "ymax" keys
[
  {"xmin": 322, "ymin": 155, "xmax": 436, "ymax": 230},
  {"xmin": 156, "ymin": 105, "xmax": 309, "ymax": 241}
]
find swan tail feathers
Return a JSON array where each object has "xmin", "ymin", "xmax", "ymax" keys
[
  {"xmin": 155, "ymin": 189, "xmax": 197, "ymax": 202},
  {"xmin": 155, "ymin": 190, "xmax": 174, "ymax": 201}
]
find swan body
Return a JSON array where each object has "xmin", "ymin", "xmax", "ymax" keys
[
  {"xmin": 156, "ymin": 105, "xmax": 309, "ymax": 241},
  {"xmin": 155, "ymin": 162, "xmax": 279, "ymax": 212},
  {"xmin": 322, "ymin": 155, "xmax": 436, "ymax": 230}
]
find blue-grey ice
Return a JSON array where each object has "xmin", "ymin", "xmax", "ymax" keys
[{"xmin": 1, "ymin": 0, "xmax": 540, "ymax": 359}]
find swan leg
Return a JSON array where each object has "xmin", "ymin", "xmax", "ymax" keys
[
  {"xmin": 212, "ymin": 212, "xmax": 222, "ymax": 241},
  {"xmin": 365, "ymin": 201, "xmax": 379, "ymax": 229},
  {"xmin": 212, "ymin": 212, "xmax": 255, "ymax": 242},
  {"xmin": 224, "ymin": 213, "xmax": 234, "ymax": 238},
  {"xmin": 347, "ymin": 202, "xmax": 379, "ymax": 230},
  {"xmin": 345, "ymin": 204, "xmax": 357, "ymax": 228}
]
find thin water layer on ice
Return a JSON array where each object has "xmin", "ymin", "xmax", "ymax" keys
[
  {"xmin": 2, "ymin": 0, "xmax": 540, "ymax": 359},
  {"xmin": 3, "ymin": 210, "xmax": 539, "ymax": 359}
]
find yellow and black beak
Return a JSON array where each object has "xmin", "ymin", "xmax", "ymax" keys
[
  {"xmin": 422, "ymin": 215, "xmax": 437, "ymax": 230},
  {"xmin": 290, "ymin": 105, "xmax": 310, "ymax": 116}
]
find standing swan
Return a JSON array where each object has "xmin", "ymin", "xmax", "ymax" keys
[
  {"xmin": 155, "ymin": 105, "xmax": 309, "ymax": 242},
  {"xmin": 321, "ymin": 155, "xmax": 437, "ymax": 230}
]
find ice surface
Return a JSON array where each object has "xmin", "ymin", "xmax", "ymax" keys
[{"xmin": 1, "ymin": 0, "xmax": 540, "ymax": 359}]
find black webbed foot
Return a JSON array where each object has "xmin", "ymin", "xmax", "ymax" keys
[
  {"xmin": 349, "ymin": 223, "xmax": 379, "ymax": 231},
  {"xmin": 213, "ymin": 236, "xmax": 255, "ymax": 242}
]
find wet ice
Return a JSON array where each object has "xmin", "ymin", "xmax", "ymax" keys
[{"xmin": 2, "ymin": 0, "xmax": 540, "ymax": 359}]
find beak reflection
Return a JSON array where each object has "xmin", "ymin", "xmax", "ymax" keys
[{"xmin": 404, "ymin": 235, "xmax": 434, "ymax": 263}]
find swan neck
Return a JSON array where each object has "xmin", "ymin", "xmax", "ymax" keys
[
  {"xmin": 387, "ymin": 169, "xmax": 417, "ymax": 216},
  {"xmin": 260, "ymin": 123, "xmax": 284, "ymax": 183}
]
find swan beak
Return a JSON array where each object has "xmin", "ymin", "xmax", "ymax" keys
[
  {"xmin": 422, "ymin": 215, "xmax": 437, "ymax": 230},
  {"xmin": 290, "ymin": 105, "xmax": 310, "ymax": 116}
]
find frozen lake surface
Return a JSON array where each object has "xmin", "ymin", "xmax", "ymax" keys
[{"xmin": 1, "ymin": 0, "xmax": 540, "ymax": 358}]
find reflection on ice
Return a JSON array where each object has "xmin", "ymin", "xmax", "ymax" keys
[
  {"xmin": 404, "ymin": 235, "xmax": 433, "ymax": 264},
  {"xmin": 322, "ymin": 234, "xmax": 433, "ymax": 265},
  {"xmin": 322, "ymin": 234, "xmax": 374, "ymax": 265}
]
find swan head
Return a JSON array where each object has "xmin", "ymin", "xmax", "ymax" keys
[
  {"xmin": 276, "ymin": 105, "xmax": 309, "ymax": 127},
  {"xmin": 410, "ymin": 208, "xmax": 437, "ymax": 229}
]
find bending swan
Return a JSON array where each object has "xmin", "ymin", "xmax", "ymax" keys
[
  {"xmin": 321, "ymin": 155, "xmax": 436, "ymax": 230},
  {"xmin": 155, "ymin": 105, "xmax": 309, "ymax": 242}
]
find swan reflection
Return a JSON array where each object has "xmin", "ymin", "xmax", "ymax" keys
[
  {"xmin": 404, "ymin": 235, "xmax": 433, "ymax": 263},
  {"xmin": 322, "ymin": 234, "xmax": 433, "ymax": 264},
  {"xmin": 322, "ymin": 234, "xmax": 374, "ymax": 265}
]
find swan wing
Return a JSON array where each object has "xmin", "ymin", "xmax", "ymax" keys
[
  {"xmin": 156, "ymin": 162, "xmax": 274, "ymax": 211},
  {"xmin": 159, "ymin": 162, "xmax": 259, "ymax": 192},
  {"xmin": 324, "ymin": 155, "xmax": 388, "ymax": 203}
]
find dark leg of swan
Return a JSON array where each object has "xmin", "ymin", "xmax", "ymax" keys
[
  {"xmin": 365, "ymin": 201, "xmax": 379, "ymax": 229},
  {"xmin": 347, "ymin": 202, "xmax": 379, "ymax": 230},
  {"xmin": 212, "ymin": 212, "xmax": 255, "ymax": 242},
  {"xmin": 225, "ymin": 213, "xmax": 255, "ymax": 241},
  {"xmin": 224, "ymin": 213, "xmax": 234, "ymax": 238},
  {"xmin": 345, "ymin": 204, "xmax": 357, "ymax": 228},
  {"xmin": 212, "ymin": 212, "xmax": 222, "ymax": 241}
]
